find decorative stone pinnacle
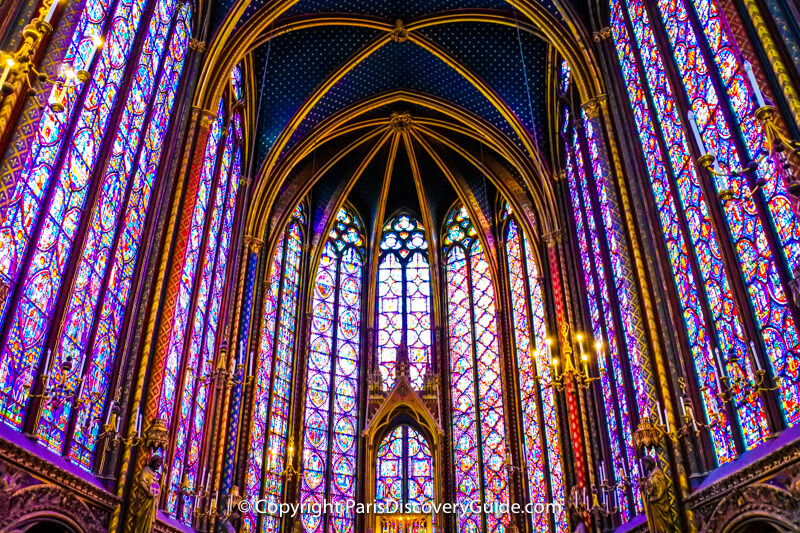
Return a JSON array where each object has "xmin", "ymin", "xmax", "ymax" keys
[
  {"xmin": 390, "ymin": 111, "xmax": 412, "ymax": 132},
  {"xmin": 391, "ymin": 19, "xmax": 408, "ymax": 42}
]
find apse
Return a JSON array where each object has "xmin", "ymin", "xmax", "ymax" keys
[{"xmin": 0, "ymin": 1, "xmax": 799, "ymax": 533}]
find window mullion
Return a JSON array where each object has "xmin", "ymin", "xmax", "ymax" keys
[
  {"xmin": 323, "ymin": 250, "xmax": 344, "ymax": 533},
  {"xmin": 464, "ymin": 246, "xmax": 488, "ymax": 533}
]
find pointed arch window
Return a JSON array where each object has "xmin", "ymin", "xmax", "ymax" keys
[
  {"xmin": 502, "ymin": 207, "xmax": 566, "ymax": 532},
  {"xmin": 375, "ymin": 425, "xmax": 434, "ymax": 510},
  {"xmin": 0, "ymin": 0, "xmax": 191, "ymax": 469},
  {"xmin": 377, "ymin": 215, "xmax": 432, "ymax": 390},
  {"xmin": 242, "ymin": 204, "xmax": 305, "ymax": 533},
  {"xmin": 608, "ymin": 0, "xmax": 800, "ymax": 457},
  {"xmin": 159, "ymin": 67, "xmax": 245, "ymax": 523},
  {"xmin": 561, "ymin": 106, "xmax": 643, "ymax": 519},
  {"xmin": 444, "ymin": 205, "xmax": 509, "ymax": 533},
  {"xmin": 299, "ymin": 206, "xmax": 364, "ymax": 533}
]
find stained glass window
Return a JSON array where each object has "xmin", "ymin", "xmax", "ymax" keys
[
  {"xmin": 444, "ymin": 205, "xmax": 509, "ymax": 533},
  {"xmin": 243, "ymin": 204, "xmax": 305, "ymax": 533},
  {"xmin": 609, "ymin": 0, "xmax": 745, "ymax": 461},
  {"xmin": 559, "ymin": 59, "xmax": 571, "ymax": 95},
  {"xmin": 0, "ymin": 0, "xmax": 190, "ymax": 469},
  {"xmin": 503, "ymin": 211, "xmax": 566, "ymax": 532},
  {"xmin": 648, "ymin": 0, "xmax": 800, "ymax": 429},
  {"xmin": 609, "ymin": 0, "xmax": 798, "ymax": 453},
  {"xmin": 563, "ymin": 115, "xmax": 641, "ymax": 518},
  {"xmin": 300, "ymin": 206, "xmax": 364, "ymax": 533},
  {"xmin": 377, "ymin": 215, "xmax": 431, "ymax": 390},
  {"xmin": 375, "ymin": 425, "xmax": 434, "ymax": 512},
  {"xmin": 160, "ymin": 80, "xmax": 244, "ymax": 521}
]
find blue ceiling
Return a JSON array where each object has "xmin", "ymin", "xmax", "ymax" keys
[
  {"xmin": 217, "ymin": 0, "xmax": 567, "ymax": 36},
  {"xmin": 248, "ymin": 16, "xmax": 551, "ymax": 173}
]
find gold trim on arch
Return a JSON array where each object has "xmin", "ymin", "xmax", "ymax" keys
[{"xmin": 249, "ymin": 90, "xmax": 555, "ymax": 243}]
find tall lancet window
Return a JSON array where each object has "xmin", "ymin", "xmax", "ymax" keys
[
  {"xmin": 444, "ymin": 205, "xmax": 509, "ymax": 533},
  {"xmin": 242, "ymin": 204, "xmax": 305, "ymax": 533},
  {"xmin": 377, "ymin": 215, "xmax": 432, "ymax": 390},
  {"xmin": 160, "ymin": 65, "xmax": 245, "ymax": 523},
  {"xmin": 561, "ymin": 93, "xmax": 642, "ymax": 518},
  {"xmin": 375, "ymin": 425, "xmax": 434, "ymax": 509},
  {"xmin": 502, "ymin": 205, "xmax": 566, "ymax": 532},
  {"xmin": 300, "ymin": 206, "xmax": 364, "ymax": 533},
  {"xmin": 0, "ymin": 0, "xmax": 191, "ymax": 470},
  {"xmin": 609, "ymin": 0, "xmax": 799, "ymax": 456}
]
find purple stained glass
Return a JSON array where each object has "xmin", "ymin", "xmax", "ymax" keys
[
  {"xmin": 505, "ymin": 221, "xmax": 547, "ymax": 531},
  {"xmin": 375, "ymin": 425, "xmax": 433, "ymax": 513},
  {"xmin": 0, "ymin": 0, "xmax": 154, "ymax": 428},
  {"xmin": 445, "ymin": 206, "xmax": 509, "ymax": 533},
  {"xmin": 505, "ymin": 217, "xmax": 566, "ymax": 531},
  {"xmin": 559, "ymin": 59, "xmax": 571, "ymax": 94},
  {"xmin": 565, "ymin": 127, "xmax": 639, "ymax": 518},
  {"xmin": 157, "ymin": 95, "xmax": 224, "ymax": 504},
  {"xmin": 32, "ymin": 0, "xmax": 189, "ymax": 465},
  {"xmin": 650, "ymin": 0, "xmax": 798, "ymax": 435},
  {"xmin": 377, "ymin": 215, "xmax": 431, "ymax": 390},
  {"xmin": 300, "ymin": 207, "xmax": 363, "ymax": 533},
  {"xmin": 261, "ymin": 222, "xmax": 302, "ymax": 533},
  {"xmin": 0, "ymin": 0, "xmax": 115, "ymax": 325},
  {"xmin": 523, "ymin": 233, "xmax": 567, "ymax": 530},
  {"xmin": 243, "ymin": 231, "xmax": 286, "ymax": 533},
  {"xmin": 610, "ymin": 0, "xmax": 743, "ymax": 462},
  {"xmin": 167, "ymin": 115, "xmax": 236, "ymax": 519},
  {"xmin": 231, "ymin": 63, "xmax": 244, "ymax": 102},
  {"xmin": 376, "ymin": 426, "xmax": 404, "ymax": 506}
]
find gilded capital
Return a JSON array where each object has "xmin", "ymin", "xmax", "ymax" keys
[
  {"xmin": 243, "ymin": 235, "xmax": 264, "ymax": 251},
  {"xmin": 194, "ymin": 107, "xmax": 217, "ymax": 129},
  {"xmin": 581, "ymin": 95, "xmax": 608, "ymax": 119},
  {"xmin": 593, "ymin": 27, "xmax": 612, "ymax": 42},
  {"xmin": 188, "ymin": 38, "xmax": 206, "ymax": 52}
]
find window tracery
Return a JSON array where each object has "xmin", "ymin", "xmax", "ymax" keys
[
  {"xmin": 444, "ymin": 205, "xmax": 509, "ymax": 533},
  {"xmin": 377, "ymin": 214, "xmax": 432, "ymax": 390},
  {"xmin": 0, "ymin": 0, "xmax": 191, "ymax": 471},
  {"xmin": 299, "ymin": 206, "xmax": 364, "ymax": 533}
]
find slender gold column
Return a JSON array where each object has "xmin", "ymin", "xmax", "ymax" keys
[
  {"xmin": 586, "ymin": 96, "xmax": 696, "ymax": 532},
  {"xmin": 740, "ymin": 0, "xmax": 800, "ymax": 126}
]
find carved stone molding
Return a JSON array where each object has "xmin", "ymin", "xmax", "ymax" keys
[
  {"xmin": 0, "ymin": 461, "xmax": 109, "ymax": 532},
  {"xmin": 593, "ymin": 27, "xmax": 612, "ymax": 42},
  {"xmin": 704, "ymin": 483, "xmax": 800, "ymax": 532},
  {"xmin": 0, "ymin": 435, "xmax": 117, "ymax": 510},
  {"xmin": 188, "ymin": 38, "xmax": 206, "ymax": 52},
  {"xmin": 686, "ymin": 431, "xmax": 800, "ymax": 532}
]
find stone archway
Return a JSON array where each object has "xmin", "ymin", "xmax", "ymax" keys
[{"xmin": 8, "ymin": 517, "xmax": 81, "ymax": 533}]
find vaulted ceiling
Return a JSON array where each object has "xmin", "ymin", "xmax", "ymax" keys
[{"xmin": 197, "ymin": 0, "xmax": 603, "ymax": 256}]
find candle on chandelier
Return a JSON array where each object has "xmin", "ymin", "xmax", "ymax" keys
[
  {"xmin": 43, "ymin": 0, "xmax": 60, "ymax": 24},
  {"xmin": 0, "ymin": 57, "xmax": 13, "ymax": 90},
  {"xmin": 136, "ymin": 411, "xmax": 142, "ymax": 435},
  {"xmin": 42, "ymin": 348, "xmax": 52, "ymax": 374},
  {"xmin": 743, "ymin": 61, "xmax": 766, "ymax": 109},
  {"xmin": 76, "ymin": 376, "xmax": 85, "ymax": 401},
  {"xmin": 687, "ymin": 111, "xmax": 708, "ymax": 157},
  {"xmin": 664, "ymin": 408, "xmax": 670, "ymax": 433},
  {"xmin": 748, "ymin": 341, "xmax": 763, "ymax": 373}
]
